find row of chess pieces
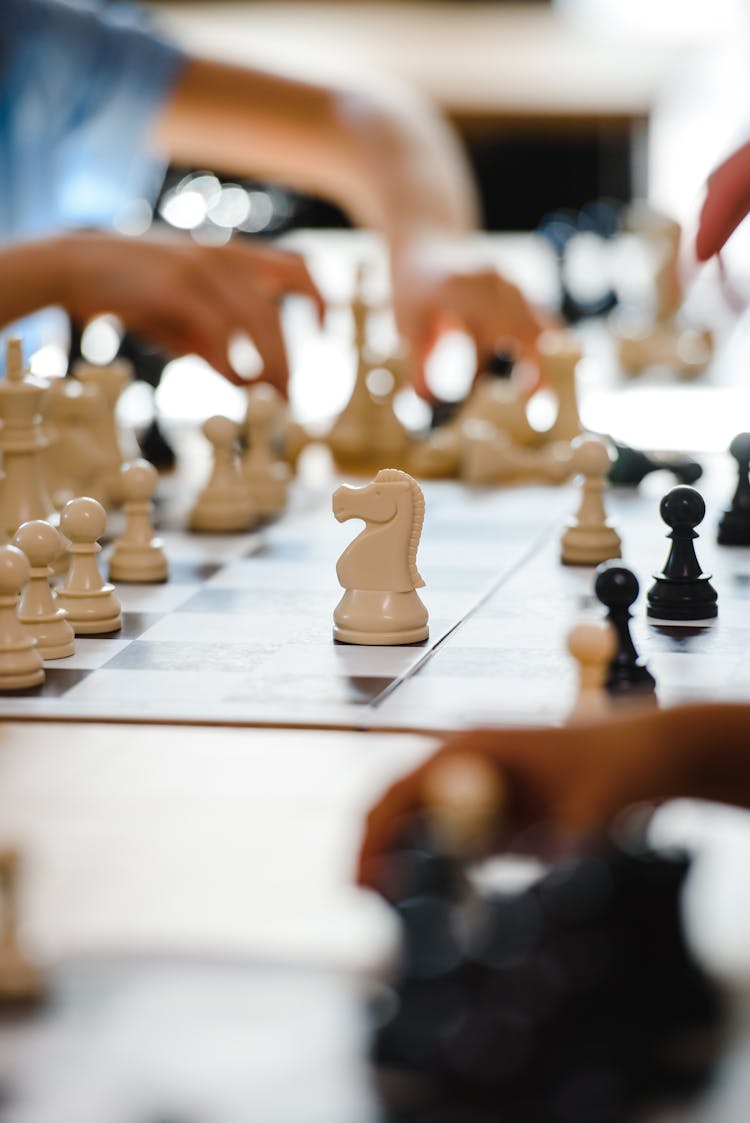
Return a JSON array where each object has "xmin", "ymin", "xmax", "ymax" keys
[{"xmin": 564, "ymin": 437, "xmax": 750, "ymax": 720}]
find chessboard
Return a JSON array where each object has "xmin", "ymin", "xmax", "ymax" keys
[
  {"xmin": 0, "ymin": 475, "xmax": 567, "ymax": 729},
  {"xmin": 2, "ymin": 459, "xmax": 749, "ymax": 731}
]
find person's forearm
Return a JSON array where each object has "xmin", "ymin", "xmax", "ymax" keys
[
  {"xmin": 154, "ymin": 57, "xmax": 479, "ymax": 248},
  {"xmin": 0, "ymin": 239, "xmax": 68, "ymax": 327}
]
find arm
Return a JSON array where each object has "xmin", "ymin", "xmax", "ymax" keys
[
  {"xmin": 358, "ymin": 704, "xmax": 750, "ymax": 894},
  {"xmin": 155, "ymin": 58, "xmax": 546, "ymax": 395},
  {"xmin": 0, "ymin": 233, "xmax": 323, "ymax": 389}
]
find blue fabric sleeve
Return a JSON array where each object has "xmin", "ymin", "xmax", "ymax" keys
[{"xmin": 0, "ymin": 0, "xmax": 188, "ymax": 237}]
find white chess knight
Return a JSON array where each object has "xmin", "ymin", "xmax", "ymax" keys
[{"xmin": 332, "ymin": 468, "xmax": 429, "ymax": 645}]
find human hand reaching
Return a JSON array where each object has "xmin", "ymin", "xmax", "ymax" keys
[
  {"xmin": 0, "ymin": 232, "xmax": 325, "ymax": 392},
  {"xmin": 391, "ymin": 237, "xmax": 550, "ymax": 399}
]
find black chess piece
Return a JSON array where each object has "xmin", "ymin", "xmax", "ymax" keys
[
  {"xmin": 374, "ymin": 833, "xmax": 722, "ymax": 1123},
  {"xmin": 537, "ymin": 207, "xmax": 619, "ymax": 324},
  {"xmin": 717, "ymin": 432, "xmax": 750, "ymax": 546},
  {"xmin": 647, "ymin": 487, "xmax": 718, "ymax": 621},
  {"xmin": 483, "ymin": 348, "xmax": 515, "ymax": 379},
  {"xmin": 609, "ymin": 441, "xmax": 703, "ymax": 488},
  {"xmin": 594, "ymin": 562, "xmax": 656, "ymax": 696}
]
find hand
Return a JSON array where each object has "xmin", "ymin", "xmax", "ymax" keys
[
  {"xmin": 357, "ymin": 705, "xmax": 750, "ymax": 897},
  {"xmin": 391, "ymin": 237, "xmax": 550, "ymax": 399},
  {"xmin": 10, "ymin": 232, "xmax": 325, "ymax": 392},
  {"xmin": 696, "ymin": 139, "xmax": 750, "ymax": 261}
]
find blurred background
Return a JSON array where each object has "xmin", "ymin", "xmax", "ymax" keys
[{"xmin": 51, "ymin": 0, "xmax": 750, "ymax": 458}]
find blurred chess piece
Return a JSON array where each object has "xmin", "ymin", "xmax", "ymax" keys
[
  {"xmin": 567, "ymin": 619, "xmax": 617, "ymax": 721},
  {"xmin": 0, "ymin": 848, "xmax": 46, "ymax": 1004},
  {"xmin": 561, "ymin": 435, "xmax": 622, "ymax": 566},
  {"xmin": 109, "ymin": 460, "xmax": 168, "ymax": 582},
  {"xmin": 190, "ymin": 416, "xmax": 255, "ymax": 533}
]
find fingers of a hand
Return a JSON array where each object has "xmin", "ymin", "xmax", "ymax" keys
[
  {"xmin": 184, "ymin": 256, "xmax": 291, "ymax": 392},
  {"xmin": 696, "ymin": 140, "xmax": 750, "ymax": 261},
  {"xmin": 241, "ymin": 303, "xmax": 290, "ymax": 395},
  {"xmin": 225, "ymin": 243, "xmax": 326, "ymax": 324},
  {"xmin": 357, "ymin": 729, "xmax": 520, "ymax": 891},
  {"xmin": 140, "ymin": 295, "xmax": 239, "ymax": 384}
]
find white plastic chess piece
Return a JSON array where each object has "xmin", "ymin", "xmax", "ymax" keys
[
  {"xmin": 109, "ymin": 460, "xmax": 168, "ymax": 583},
  {"xmin": 41, "ymin": 376, "xmax": 110, "ymax": 509},
  {"xmin": 0, "ymin": 544, "xmax": 45, "ymax": 689},
  {"xmin": 421, "ymin": 754, "xmax": 506, "ymax": 859},
  {"xmin": 14, "ymin": 520, "xmax": 75, "ymax": 659},
  {"xmin": 190, "ymin": 416, "xmax": 255, "ymax": 532},
  {"xmin": 243, "ymin": 385, "xmax": 290, "ymax": 517},
  {"xmin": 332, "ymin": 468, "xmax": 429, "ymax": 644},
  {"xmin": 538, "ymin": 331, "xmax": 584, "ymax": 444},
  {"xmin": 0, "ymin": 849, "xmax": 46, "ymax": 1003},
  {"xmin": 560, "ymin": 435, "xmax": 622, "ymax": 566},
  {"xmin": 567, "ymin": 619, "xmax": 617, "ymax": 721},
  {"xmin": 461, "ymin": 420, "xmax": 573, "ymax": 485},
  {"xmin": 73, "ymin": 359, "xmax": 136, "ymax": 506},
  {"xmin": 0, "ymin": 338, "xmax": 55, "ymax": 538},
  {"xmin": 56, "ymin": 497, "xmax": 122, "ymax": 634}
]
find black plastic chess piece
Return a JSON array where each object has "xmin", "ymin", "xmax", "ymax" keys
[
  {"xmin": 609, "ymin": 441, "xmax": 703, "ymax": 488},
  {"xmin": 537, "ymin": 206, "xmax": 619, "ymax": 324},
  {"xmin": 595, "ymin": 562, "xmax": 656, "ymax": 696},
  {"xmin": 484, "ymin": 348, "xmax": 515, "ymax": 379},
  {"xmin": 647, "ymin": 487, "xmax": 718, "ymax": 621},
  {"xmin": 717, "ymin": 432, "xmax": 750, "ymax": 546},
  {"xmin": 374, "ymin": 832, "xmax": 721, "ymax": 1123}
]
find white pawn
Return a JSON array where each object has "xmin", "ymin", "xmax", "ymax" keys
[
  {"xmin": 56, "ymin": 498, "xmax": 122, "ymax": 634},
  {"xmin": 190, "ymin": 416, "xmax": 255, "ymax": 533},
  {"xmin": 560, "ymin": 435, "xmax": 622, "ymax": 566},
  {"xmin": 539, "ymin": 331, "xmax": 584, "ymax": 444},
  {"xmin": 109, "ymin": 460, "xmax": 168, "ymax": 583},
  {"xmin": 0, "ymin": 545, "xmax": 45, "ymax": 689},
  {"xmin": 243, "ymin": 385, "xmax": 290, "ymax": 517},
  {"xmin": 567, "ymin": 619, "xmax": 617, "ymax": 722},
  {"xmin": 14, "ymin": 520, "xmax": 75, "ymax": 659}
]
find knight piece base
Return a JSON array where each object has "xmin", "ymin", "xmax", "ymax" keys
[{"xmin": 333, "ymin": 588, "xmax": 429, "ymax": 646}]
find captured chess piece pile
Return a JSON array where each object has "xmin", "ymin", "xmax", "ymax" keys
[
  {"xmin": 411, "ymin": 329, "xmax": 583, "ymax": 485},
  {"xmin": 610, "ymin": 204, "xmax": 713, "ymax": 380}
]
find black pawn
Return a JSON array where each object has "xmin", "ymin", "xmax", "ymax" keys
[
  {"xmin": 647, "ymin": 487, "xmax": 718, "ymax": 621},
  {"xmin": 594, "ymin": 562, "xmax": 656, "ymax": 695},
  {"xmin": 717, "ymin": 433, "xmax": 750, "ymax": 545}
]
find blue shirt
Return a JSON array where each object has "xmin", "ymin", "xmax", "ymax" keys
[
  {"xmin": 0, "ymin": 0, "xmax": 186, "ymax": 356},
  {"xmin": 0, "ymin": 0, "xmax": 185, "ymax": 239}
]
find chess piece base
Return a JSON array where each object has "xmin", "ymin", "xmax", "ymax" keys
[
  {"xmin": 55, "ymin": 589, "xmax": 122, "ymax": 635},
  {"xmin": 717, "ymin": 511, "xmax": 750, "ymax": 546},
  {"xmin": 561, "ymin": 525, "xmax": 622, "ymax": 567},
  {"xmin": 23, "ymin": 614, "xmax": 75, "ymax": 660},
  {"xmin": 0, "ymin": 649, "xmax": 44, "ymax": 690},
  {"xmin": 189, "ymin": 494, "xmax": 254, "ymax": 533},
  {"xmin": 607, "ymin": 662, "xmax": 657, "ymax": 695},
  {"xmin": 333, "ymin": 589, "xmax": 429, "ymax": 646},
  {"xmin": 646, "ymin": 577, "xmax": 718, "ymax": 621},
  {"xmin": 109, "ymin": 546, "xmax": 168, "ymax": 584}
]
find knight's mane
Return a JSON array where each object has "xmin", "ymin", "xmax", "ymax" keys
[{"xmin": 374, "ymin": 468, "xmax": 425, "ymax": 587}]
